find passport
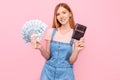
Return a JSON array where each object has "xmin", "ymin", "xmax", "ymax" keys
[{"xmin": 72, "ymin": 23, "xmax": 87, "ymax": 40}]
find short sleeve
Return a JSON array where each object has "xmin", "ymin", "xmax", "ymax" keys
[{"xmin": 45, "ymin": 28, "xmax": 54, "ymax": 40}]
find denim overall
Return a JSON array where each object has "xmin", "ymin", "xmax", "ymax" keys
[{"xmin": 40, "ymin": 28, "xmax": 74, "ymax": 80}]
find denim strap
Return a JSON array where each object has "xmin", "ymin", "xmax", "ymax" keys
[
  {"xmin": 70, "ymin": 38, "xmax": 74, "ymax": 45},
  {"xmin": 51, "ymin": 28, "xmax": 56, "ymax": 41}
]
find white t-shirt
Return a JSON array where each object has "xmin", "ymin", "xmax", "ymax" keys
[{"xmin": 45, "ymin": 28, "xmax": 74, "ymax": 43}]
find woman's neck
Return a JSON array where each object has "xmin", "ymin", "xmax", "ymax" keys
[
  {"xmin": 58, "ymin": 23, "xmax": 72, "ymax": 35},
  {"xmin": 60, "ymin": 23, "xmax": 71, "ymax": 30}
]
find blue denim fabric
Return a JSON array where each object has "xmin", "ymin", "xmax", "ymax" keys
[{"xmin": 40, "ymin": 28, "xmax": 74, "ymax": 80}]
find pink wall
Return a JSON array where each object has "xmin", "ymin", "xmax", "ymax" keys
[{"xmin": 0, "ymin": 0, "xmax": 120, "ymax": 80}]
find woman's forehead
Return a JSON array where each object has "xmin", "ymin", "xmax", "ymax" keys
[{"xmin": 57, "ymin": 7, "xmax": 68, "ymax": 13}]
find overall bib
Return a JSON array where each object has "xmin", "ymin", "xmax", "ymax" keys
[{"xmin": 40, "ymin": 28, "xmax": 74, "ymax": 80}]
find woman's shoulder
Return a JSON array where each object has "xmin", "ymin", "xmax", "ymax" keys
[
  {"xmin": 45, "ymin": 27, "xmax": 56, "ymax": 40},
  {"xmin": 47, "ymin": 28, "xmax": 55, "ymax": 32},
  {"xmin": 46, "ymin": 27, "xmax": 55, "ymax": 34}
]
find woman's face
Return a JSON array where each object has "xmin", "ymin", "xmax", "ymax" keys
[{"xmin": 56, "ymin": 6, "xmax": 71, "ymax": 25}]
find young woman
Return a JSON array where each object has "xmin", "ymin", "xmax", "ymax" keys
[{"xmin": 31, "ymin": 3, "xmax": 85, "ymax": 80}]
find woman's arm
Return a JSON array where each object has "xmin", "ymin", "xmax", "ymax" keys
[
  {"xmin": 38, "ymin": 40, "xmax": 50, "ymax": 60},
  {"xmin": 69, "ymin": 37, "xmax": 85, "ymax": 64},
  {"xmin": 31, "ymin": 36, "xmax": 50, "ymax": 60}
]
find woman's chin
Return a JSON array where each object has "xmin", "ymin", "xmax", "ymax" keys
[{"xmin": 60, "ymin": 22, "xmax": 68, "ymax": 25}]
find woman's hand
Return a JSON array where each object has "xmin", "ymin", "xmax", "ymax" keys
[
  {"xmin": 31, "ymin": 36, "xmax": 50, "ymax": 60},
  {"xmin": 74, "ymin": 37, "xmax": 85, "ymax": 52},
  {"xmin": 69, "ymin": 37, "xmax": 85, "ymax": 64},
  {"xmin": 31, "ymin": 36, "xmax": 41, "ymax": 49}
]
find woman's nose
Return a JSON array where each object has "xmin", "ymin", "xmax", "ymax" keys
[{"xmin": 60, "ymin": 14, "xmax": 64, "ymax": 18}]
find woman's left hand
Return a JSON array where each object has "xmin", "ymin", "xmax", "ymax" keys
[
  {"xmin": 74, "ymin": 37, "xmax": 85, "ymax": 52},
  {"xmin": 69, "ymin": 37, "xmax": 85, "ymax": 64}
]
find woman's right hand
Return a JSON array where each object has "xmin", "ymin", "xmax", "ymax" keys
[
  {"xmin": 31, "ymin": 36, "xmax": 50, "ymax": 60},
  {"xmin": 31, "ymin": 36, "xmax": 41, "ymax": 49}
]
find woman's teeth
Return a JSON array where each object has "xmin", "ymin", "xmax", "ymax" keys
[{"xmin": 61, "ymin": 19, "xmax": 65, "ymax": 22}]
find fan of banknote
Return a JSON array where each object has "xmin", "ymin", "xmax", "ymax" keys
[{"xmin": 21, "ymin": 19, "xmax": 48, "ymax": 43}]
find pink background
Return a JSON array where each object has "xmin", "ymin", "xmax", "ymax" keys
[{"xmin": 0, "ymin": 0, "xmax": 120, "ymax": 80}]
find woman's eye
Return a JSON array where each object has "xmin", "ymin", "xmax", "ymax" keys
[
  {"xmin": 56, "ymin": 13, "xmax": 60, "ymax": 16},
  {"xmin": 62, "ymin": 11, "xmax": 66, "ymax": 14}
]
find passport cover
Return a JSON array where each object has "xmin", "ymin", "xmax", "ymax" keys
[{"xmin": 72, "ymin": 23, "xmax": 87, "ymax": 40}]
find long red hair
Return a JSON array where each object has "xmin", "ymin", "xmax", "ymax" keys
[{"xmin": 52, "ymin": 3, "xmax": 75, "ymax": 30}]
